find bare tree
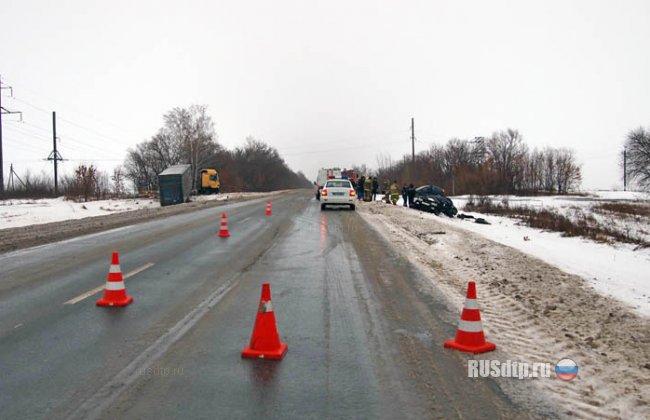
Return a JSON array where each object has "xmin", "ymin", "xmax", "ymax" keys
[
  {"xmin": 95, "ymin": 169, "xmax": 110, "ymax": 200},
  {"xmin": 124, "ymin": 105, "xmax": 220, "ymax": 191},
  {"xmin": 487, "ymin": 129, "xmax": 528, "ymax": 193},
  {"xmin": 554, "ymin": 148, "xmax": 582, "ymax": 193},
  {"xmin": 111, "ymin": 166, "xmax": 126, "ymax": 197},
  {"xmin": 542, "ymin": 147, "xmax": 557, "ymax": 192},
  {"xmin": 163, "ymin": 105, "xmax": 219, "ymax": 188},
  {"xmin": 624, "ymin": 127, "xmax": 650, "ymax": 191},
  {"xmin": 66, "ymin": 164, "xmax": 98, "ymax": 202}
]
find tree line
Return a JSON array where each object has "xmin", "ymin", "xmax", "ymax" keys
[
  {"xmin": 123, "ymin": 105, "xmax": 311, "ymax": 193},
  {"xmin": 372, "ymin": 129, "xmax": 582, "ymax": 195},
  {"xmin": 1, "ymin": 105, "xmax": 310, "ymax": 201}
]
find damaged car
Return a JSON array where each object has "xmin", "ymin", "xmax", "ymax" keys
[{"xmin": 412, "ymin": 185, "xmax": 458, "ymax": 217}]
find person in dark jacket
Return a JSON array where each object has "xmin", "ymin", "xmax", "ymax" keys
[
  {"xmin": 357, "ymin": 176, "xmax": 365, "ymax": 200},
  {"xmin": 401, "ymin": 185, "xmax": 408, "ymax": 206},
  {"xmin": 407, "ymin": 183, "xmax": 416, "ymax": 208},
  {"xmin": 371, "ymin": 178, "xmax": 379, "ymax": 201}
]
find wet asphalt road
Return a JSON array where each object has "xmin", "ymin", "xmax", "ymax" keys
[{"xmin": 0, "ymin": 191, "xmax": 524, "ymax": 419}]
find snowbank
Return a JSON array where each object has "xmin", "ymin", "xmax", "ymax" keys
[
  {"xmin": 0, "ymin": 192, "xmax": 276, "ymax": 230},
  {"xmin": 358, "ymin": 201, "xmax": 650, "ymax": 418},
  {"xmin": 435, "ymin": 191, "xmax": 650, "ymax": 315}
]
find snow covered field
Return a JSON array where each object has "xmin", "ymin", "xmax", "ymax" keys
[
  {"xmin": 446, "ymin": 191, "xmax": 650, "ymax": 316},
  {"xmin": 373, "ymin": 191, "xmax": 650, "ymax": 315},
  {"xmin": 0, "ymin": 192, "xmax": 275, "ymax": 230},
  {"xmin": 358, "ymin": 198, "xmax": 650, "ymax": 418}
]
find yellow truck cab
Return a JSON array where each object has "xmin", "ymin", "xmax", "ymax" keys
[{"xmin": 199, "ymin": 169, "xmax": 220, "ymax": 194}]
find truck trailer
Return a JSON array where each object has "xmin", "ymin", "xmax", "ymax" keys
[{"xmin": 158, "ymin": 164, "xmax": 192, "ymax": 206}]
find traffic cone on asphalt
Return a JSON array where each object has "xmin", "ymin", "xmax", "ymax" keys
[
  {"xmin": 444, "ymin": 281, "xmax": 496, "ymax": 354},
  {"xmin": 241, "ymin": 283, "xmax": 288, "ymax": 360},
  {"xmin": 96, "ymin": 251, "xmax": 133, "ymax": 307},
  {"xmin": 265, "ymin": 201, "xmax": 272, "ymax": 216},
  {"xmin": 218, "ymin": 213, "xmax": 230, "ymax": 238}
]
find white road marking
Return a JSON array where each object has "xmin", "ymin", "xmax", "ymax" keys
[
  {"xmin": 64, "ymin": 262, "xmax": 155, "ymax": 305},
  {"xmin": 68, "ymin": 270, "xmax": 241, "ymax": 419}
]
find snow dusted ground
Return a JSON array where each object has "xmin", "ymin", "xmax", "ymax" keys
[
  {"xmin": 375, "ymin": 191, "xmax": 650, "ymax": 315},
  {"xmin": 445, "ymin": 191, "xmax": 650, "ymax": 316},
  {"xmin": 451, "ymin": 190, "xmax": 650, "ymax": 245},
  {"xmin": 0, "ymin": 192, "xmax": 279, "ymax": 230},
  {"xmin": 358, "ymin": 199, "xmax": 650, "ymax": 418}
]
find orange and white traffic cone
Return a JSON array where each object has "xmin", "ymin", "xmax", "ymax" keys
[
  {"xmin": 96, "ymin": 251, "xmax": 133, "ymax": 307},
  {"xmin": 241, "ymin": 283, "xmax": 288, "ymax": 360},
  {"xmin": 265, "ymin": 201, "xmax": 272, "ymax": 216},
  {"xmin": 444, "ymin": 281, "xmax": 495, "ymax": 354},
  {"xmin": 218, "ymin": 213, "xmax": 230, "ymax": 238}
]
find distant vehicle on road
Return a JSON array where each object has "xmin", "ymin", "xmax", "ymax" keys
[
  {"xmin": 158, "ymin": 164, "xmax": 192, "ymax": 206},
  {"xmin": 412, "ymin": 185, "xmax": 457, "ymax": 217},
  {"xmin": 198, "ymin": 168, "xmax": 220, "ymax": 194},
  {"xmin": 320, "ymin": 179, "xmax": 356, "ymax": 210},
  {"xmin": 315, "ymin": 167, "xmax": 343, "ymax": 200}
]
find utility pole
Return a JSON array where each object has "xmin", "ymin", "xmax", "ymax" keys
[
  {"xmin": 623, "ymin": 147, "xmax": 627, "ymax": 191},
  {"xmin": 47, "ymin": 111, "xmax": 64, "ymax": 196},
  {"xmin": 0, "ymin": 77, "xmax": 23, "ymax": 195},
  {"xmin": 410, "ymin": 117, "xmax": 415, "ymax": 164},
  {"xmin": 7, "ymin": 163, "xmax": 25, "ymax": 191}
]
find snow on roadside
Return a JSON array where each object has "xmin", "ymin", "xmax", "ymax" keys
[
  {"xmin": 358, "ymin": 201, "xmax": 650, "ymax": 419},
  {"xmin": 0, "ymin": 192, "xmax": 281, "ymax": 230},
  {"xmin": 424, "ymin": 210, "xmax": 650, "ymax": 317},
  {"xmin": 443, "ymin": 192, "xmax": 650, "ymax": 316}
]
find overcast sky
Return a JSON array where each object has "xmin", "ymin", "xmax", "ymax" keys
[{"xmin": 1, "ymin": 0, "xmax": 649, "ymax": 189}]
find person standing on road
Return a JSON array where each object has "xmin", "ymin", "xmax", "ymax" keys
[
  {"xmin": 364, "ymin": 176, "xmax": 373, "ymax": 202},
  {"xmin": 357, "ymin": 175, "xmax": 365, "ymax": 200},
  {"xmin": 371, "ymin": 178, "xmax": 379, "ymax": 201},
  {"xmin": 390, "ymin": 181, "xmax": 400, "ymax": 205},
  {"xmin": 407, "ymin": 183, "xmax": 416, "ymax": 208},
  {"xmin": 401, "ymin": 185, "xmax": 408, "ymax": 206}
]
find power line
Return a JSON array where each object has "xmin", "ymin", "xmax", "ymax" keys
[
  {"xmin": 14, "ymin": 121, "xmax": 125, "ymax": 158},
  {"xmin": 57, "ymin": 115, "xmax": 132, "ymax": 146},
  {"xmin": 0, "ymin": 76, "xmax": 139, "ymax": 137},
  {"xmin": 2, "ymin": 136, "xmax": 47, "ymax": 154},
  {"xmin": 282, "ymin": 140, "xmax": 405, "ymax": 156},
  {"xmin": 6, "ymin": 86, "xmax": 136, "ymax": 151},
  {"xmin": 276, "ymin": 129, "xmax": 406, "ymax": 152},
  {"xmin": 4, "ymin": 124, "xmax": 52, "ymax": 143}
]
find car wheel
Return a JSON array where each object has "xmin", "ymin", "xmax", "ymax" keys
[{"xmin": 350, "ymin": 204, "xmax": 356, "ymax": 211}]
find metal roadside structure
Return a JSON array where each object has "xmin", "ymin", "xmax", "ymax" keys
[{"xmin": 158, "ymin": 164, "xmax": 192, "ymax": 206}]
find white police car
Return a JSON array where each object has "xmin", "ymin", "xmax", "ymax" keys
[{"xmin": 320, "ymin": 179, "xmax": 356, "ymax": 210}]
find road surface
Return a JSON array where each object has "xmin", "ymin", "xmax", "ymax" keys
[{"xmin": 0, "ymin": 191, "xmax": 527, "ymax": 419}]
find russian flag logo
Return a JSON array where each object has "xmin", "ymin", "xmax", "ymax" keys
[{"xmin": 555, "ymin": 358, "xmax": 578, "ymax": 381}]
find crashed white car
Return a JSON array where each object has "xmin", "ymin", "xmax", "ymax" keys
[{"xmin": 320, "ymin": 179, "xmax": 356, "ymax": 210}]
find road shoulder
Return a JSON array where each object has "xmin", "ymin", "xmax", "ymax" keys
[
  {"xmin": 357, "ymin": 201, "xmax": 650, "ymax": 419},
  {"xmin": 0, "ymin": 191, "xmax": 293, "ymax": 254}
]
